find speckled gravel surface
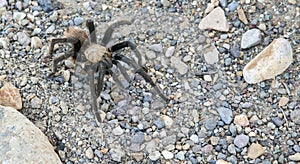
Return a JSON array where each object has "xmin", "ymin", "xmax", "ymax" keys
[{"xmin": 1, "ymin": 0, "xmax": 300, "ymax": 163}]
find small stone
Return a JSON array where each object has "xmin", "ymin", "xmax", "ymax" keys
[
  {"xmin": 74, "ymin": 17, "xmax": 84, "ymax": 25},
  {"xmin": 205, "ymin": 117, "xmax": 218, "ymax": 130},
  {"xmin": 278, "ymin": 96, "xmax": 289, "ymax": 107},
  {"xmin": 31, "ymin": 37, "xmax": 42, "ymax": 49},
  {"xmin": 131, "ymin": 153, "xmax": 143, "ymax": 162},
  {"xmin": 243, "ymin": 38, "xmax": 293, "ymax": 84},
  {"xmin": 149, "ymin": 151, "xmax": 161, "ymax": 161},
  {"xmin": 162, "ymin": 150, "xmax": 174, "ymax": 159},
  {"xmin": 217, "ymin": 107, "xmax": 233, "ymax": 124},
  {"xmin": 241, "ymin": 29, "xmax": 261, "ymax": 49},
  {"xmin": 203, "ymin": 75, "xmax": 212, "ymax": 81},
  {"xmin": 17, "ymin": 31, "xmax": 30, "ymax": 46},
  {"xmin": 0, "ymin": 83, "xmax": 22, "ymax": 110},
  {"xmin": 0, "ymin": 38, "xmax": 9, "ymax": 49},
  {"xmin": 161, "ymin": 0, "xmax": 171, "ymax": 7},
  {"xmin": 228, "ymin": 1, "xmax": 239, "ymax": 11},
  {"xmin": 237, "ymin": 8, "xmax": 248, "ymax": 24},
  {"xmin": 291, "ymin": 110, "xmax": 300, "ymax": 124},
  {"xmin": 219, "ymin": 0, "xmax": 227, "ymax": 8},
  {"xmin": 190, "ymin": 134, "xmax": 199, "ymax": 143},
  {"xmin": 199, "ymin": 7, "xmax": 229, "ymax": 32},
  {"xmin": 201, "ymin": 144, "xmax": 214, "ymax": 153},
  {"xmin": 234, "ymin": 114, "xmax": 249, "ymax": 127},
  {"xmin": 46, "ymin": 25, "xmax": 55, "ymax": 34},
  {"xmin": 289, "ymin": 153, "xmax": 300, "ymax": 161},
  {"xmin": 170, "ymin": 56, "xmax": 188, "ymax": 75},
  {"xmin": 165, "ymin": 46, "xmax": 175, "ymax": 57},
  {"xmin": 203, "ymin": 45, "xmax": 219, "ymax": 64},
  {"xmin": 112, "ymin": 126, "xmax": 124, "ymax": 135},
  {"xmin": 176, "ymin": 151, "xmax": 185, "ymax": 160},
  {"xmin": 110, "ymin": 147, "xmax": 125, "ymax": 162},
  {"xmin": 63, "ymin": 70, "xmax": 71, "ymax": 82},
  {"xmin": 85, "ymin": 147, "xmax": 94, "ymax": 159},
  {"xmin": 216, "ymin": 159, "xmax": 231, "ymax": 164},
  {"xmin": 30, "ymin": 97, "xmax": 42, "ymax": 109},
  {"xmin": 0, "ymin": 0, "xmax": 8, "ymax": 8},
  {"xmin": 247, "ymin": 143, "xmax": 264, "ymax": 159},
  {"xmin": 149, "ymin": 44, "xmax": 163, "ymax": 53},
  {"xmin": 288, "ymin": 0, "xmax": 297, "ymax": 4},
  {"xmin": 13, "ymin": 12, "xmax": 26, "ymax": 21},
  {"xmin": 234, "ymin": 134, "xmax": 249, "ymax": 148}
]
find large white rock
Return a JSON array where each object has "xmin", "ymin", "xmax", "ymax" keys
[
  {"xmin": 198, "ymin": 7, "xmax": 229, "ymax": 32},
  {"xmin": 0, "ymin": 106, "xmax": 61, "ymax": 163},
  {"xmin": 243, "ymin": 38, "xmax": 293, "ymax": 84}
]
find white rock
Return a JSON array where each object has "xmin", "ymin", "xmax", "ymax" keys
[
  {"xmin": 112, "ymin": 126, "xmax": 124, "ymax": 135},
  {"xmin": 243, "ymin": 38, "xmax": 293, "ymax": 84},
  {"xmin": 199, "ymin": 7, "xmax": 229, "ymax": 32},
  {"xmin": 161, "ymin": 150, "xmax": 174, "ymax": 159},
  {"xmin": 170, "ymin": 56, "xmax": 188, "ymax": 75},
  {"xmin": 0, "ymin": 106, "xmax": 61, "ymax": 163},
  {"xmin": 85, "ymin": 147, "xmax": 94, "ymax": 159},
  {"xmin": 190, "ymin": 134, "xmax": 199, "ymax": 143},
  {"xmin": 0, "ymin": 38, "xmax": 9, "ymax": 49},
  {"xmin": 241, "ymin": 29, "xmax": 261, "ymax": 49},
  {"xmin": 161, "ymin": 115, "xmax": 174, "ymax": 128},
  {"xmin": 203, "ymin": 45, "xmax": 219, "ymax": 64},
  {"xmin": 31, "ymin": 36, "xmax": 43, "ymax": 49},
  {"xmin": 149, "ymin": 151, "xmax": 161, "ymax": 161},
  {"xmin": 289, "ymin": 153, "xmax": 300, "ymax": 161},
  {"xmin": 165, "ymin": 46, "xmax": 175, "ymax": 57}
]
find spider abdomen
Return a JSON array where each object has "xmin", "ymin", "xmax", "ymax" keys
[{"xmin": 84, "ymin": 44, "xmax": 110, "ymax": 63}]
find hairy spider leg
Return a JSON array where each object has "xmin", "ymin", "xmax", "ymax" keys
[
  {"xmin": 110, "ymin": 40, "xmax": 143, "ymax": 67},
  {"xmin": 93, "ymin": 62, "xmax": 105, "ymax": 97},
  {"xmin": 46, "ymin": 37, "xmax": 80, "ymax": 76},
  {"xmin": 101, "ymin": 20, "xmax": 133, "ymax": 46},
  {"xmin": 86, "ymin": 19, "xmax": 97, "ymax": 43},
  {"xmin": 114, "ymin": 54, "xmax": 168, "ymax": 102},
  {"xmin": 87, "ymin": 66, "xmax": 102, "ymax": 123}
]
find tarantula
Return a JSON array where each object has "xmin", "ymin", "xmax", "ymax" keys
[{"xmin": 44, "ymin": 19, "xmax": 168, "ymax": 123}]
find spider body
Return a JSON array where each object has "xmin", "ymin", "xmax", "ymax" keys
[{"xmin": 44, "ymin": 19, "xmax": 168, "ymax": 124}]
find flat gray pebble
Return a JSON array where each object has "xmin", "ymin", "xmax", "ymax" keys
[{"xmin": 217, "ymin": 107, "xmax": 233, "ymax": 124}]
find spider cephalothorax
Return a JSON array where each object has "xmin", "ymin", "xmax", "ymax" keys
[{"xmin": 44, "ymin": 19, "xmax": 168, "ymax": 124}]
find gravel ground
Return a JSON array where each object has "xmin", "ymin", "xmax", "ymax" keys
[{"xmin": 0, "ymin": 0, "xmax": 300, "ymax": 163}]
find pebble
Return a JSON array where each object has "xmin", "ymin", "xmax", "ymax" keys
[
  {"xmin": 149, "ymin": 44, "xmax": 163, "ymax": 53},
  {"xmin": 199, "ymin": 7, "xmax": 229, "ymax": 32},
  {"xmin": 0, "ymin": 38, "xmax": 9, "ymax": 49},
  {"xmin": 131, "ymin": 132, "xmax": 145, "ymax": 143},
  {"xmin": 228, "ymin": 1, "xmax": 239, "ymax": 11},
  {"xmin": 17, "ymin": 31, "xmax": 30, "ymax": 46},
  {"xmin": 0, "ymin": 0, "xmax": 7, "ymax": 8},
  {"xmin": 291, "ymin": 110, "xmax": 300, "ymax": 124},
  {"xmin": 278, "ymin": 96, "xmax": 289, "ymax": 107},
  {"xmin": 247, "ymin": 143, "xmax": 264, "ymax": 159},
  {"xmin": 162, "ymin": 150, "xmax": 174, "ymax": 159},
  {"xmin": 237, "ymin": 8, "xmax": 248, "ymax": 25},
  {"xmin": 216, "ymin": 159, "xmax": 231, "ymax": 164},
  {"xmin": 149, "ymin": 151, "xmax": 161, "ymax": 161},
  {"xmin": 46, "ymin": 25, "xmax": 55, "ymax": 34},
  {"xmin": 205, "ymin": 117, "xmax": 218, "ymax": 130},
  {"xmin": 13, "ymin": 12, "xmax": 26, "ymax": 21},
  {"xmin": 74, "ymin": 17, "xmax": 84, "ymax": 25},
  {"xmin": 37, "ymin": 0, "xmax": 53, "ymax": 12},
  {"xmin": 112, "ymin": 126, "xmax": 124, "ymax": 135},
  {"xmin": 31, "ymin": 37, "xmax": 42, "ymax": 49},
  {"xmin": 203, "ymin": 45, "xmax": 219, "ymax": 64},
  {"xmin": 241, "ymin": 29, "xmax": 261, "ymax": 49},
  {"xmin": 170, "ymin": 56, "xmax": 188, "ymax": 75},
  {"xmin": 234, "ymin": 134, "xmax": 249, "ymax": 148},
  {"xmin": 109, "ymin": 147, "xmax": 125, "ymax": 162},
  {"xmin": 85, "ymin": 147, "xmax": 94, "ymax": 159},
  {"xmin": 201, "ymin": 144, "xmax": 214, "ymax": 153},
  {"xmin": 165, "ymin": 46, "xmax": 175, "ymax": 57},
  {"xmin": 233, "ymin": 114, "xmax": 249, "ymax": 127},
  {"xmin": 190, "ymin": 134, "xmax": 199, "ymax": 143},
  {"xmin": 0, "ymin": 83, "xmax": 22, "ymax": 110},
  {"xmin": 219, "ymin": 0, "xmax": 227, "ymax": 8},
  {"xmin": 176, "ymin": 151, "xmax": 185, "ymax": 160},
  {"xmin": 217, "ymin": 107, "xmax": 233, "ymax": 124},
  {"xmin": 289, "ymin": 153, "xmax": 300, "ymax": 161},
  {"xmin": 243, "ymin": 38, "xmax": 293, "ymax": 84}
]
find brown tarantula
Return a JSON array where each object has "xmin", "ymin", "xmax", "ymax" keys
[{"xmin": 44, "ymin": 19, "xmax": 168, "ymax": 123}]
